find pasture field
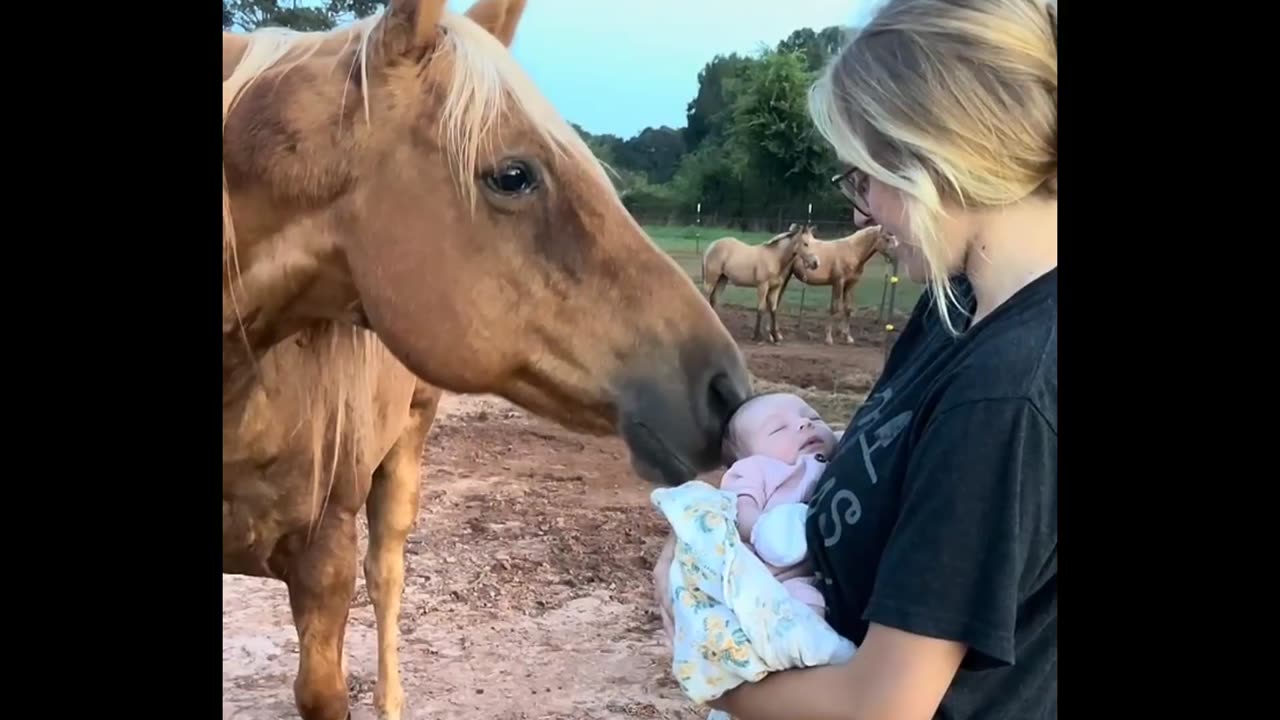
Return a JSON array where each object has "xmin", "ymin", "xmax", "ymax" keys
[
  {"xmin": 223, "ymin": 241, "xmax": 905, "ymax": 718},
  {"xmin": 644, "ymin": 224, "xmax": 923, "ymax": 322}
]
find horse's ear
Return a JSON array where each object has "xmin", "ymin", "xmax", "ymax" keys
[
  {"xmin": 787, "ymin": 223, "xmax": 800, "ymax": 234},
  {"xmin": 465, "ymin": 0, "xmax": 528, "ymax": 47},
  {"xmin": 377, "ymin": 0, "xmax": 448, "ymax": 60}
]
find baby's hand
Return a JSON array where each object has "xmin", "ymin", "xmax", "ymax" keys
[{"xmin": 749, "ymin": 502, "xmax": 809, "ymax": 567}]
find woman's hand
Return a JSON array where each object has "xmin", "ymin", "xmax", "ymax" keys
[{"xmin": 652, "ymin": 533, "xmax": 677, "ymax": 645}]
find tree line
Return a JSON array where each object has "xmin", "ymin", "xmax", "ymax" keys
[
  {"xmin": 579, "ymin": 27, "xmax": 855, "ymax": 230},
  {"xmin": 225, "ymin": 3, "xmax": 858, "ymax": 231}
]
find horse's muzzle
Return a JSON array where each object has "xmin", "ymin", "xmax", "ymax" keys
[{"xmin": 614, "ymin": 355, "xmax": 750, "ymax": 485}]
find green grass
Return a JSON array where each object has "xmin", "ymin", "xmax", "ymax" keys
[{"xmin": 643, "ymin": 224, "xmax": 922, "ymax": 319}]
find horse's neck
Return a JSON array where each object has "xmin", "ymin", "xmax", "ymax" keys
[
  {"xmin": 772, "ymin": 236, "xmax": 800, "ymax": 264},
  {"xmin": 848, "ymin": 233, "xmax": 880, "ymax": 269},
  {"xmin": 223, "ymin": 206, "xmax": 363, "ymax": 386}
]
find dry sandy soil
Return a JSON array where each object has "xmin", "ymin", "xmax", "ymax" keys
[{"xmin": 222, "ymin": 307, "xmax": 892, "ymax": 720}]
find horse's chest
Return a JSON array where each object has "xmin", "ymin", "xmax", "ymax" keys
[
  {"xmin": 223, "ymin": 453, "xmax": 374, "ymax": 576},
  {"xmin": 222, "ymin": 395, "xmax": 376, "ymax": 576}
]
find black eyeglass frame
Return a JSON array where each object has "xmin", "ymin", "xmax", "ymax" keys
[{"xmin": 830, "ymin": 166, "xmax": 872, "ymax": 219}]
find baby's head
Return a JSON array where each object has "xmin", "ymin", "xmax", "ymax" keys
[{"xmin": 722, "ymin": 393, "xmax": 837, "ymax": 465}]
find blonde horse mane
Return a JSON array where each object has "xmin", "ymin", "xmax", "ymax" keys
[
  {"xmin": 221, "ymin": 8, "xmax": 609, "ymax": 529},
  {"xmin": 844, "ymin": 224, "xmax": 883, "ymax": 244},
  {"xmin": 762, "ymin": 226, "xmax": 801, "ymax": 247}
]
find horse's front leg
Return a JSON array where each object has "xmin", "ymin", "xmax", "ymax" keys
[
  {"xmin": 842, "ymin": 282, "xmax": 858, "ymax": 345},
  {"xmin": 364, "ymin": 386, "xmax": 439, "ymax": 720},
  {"xmin": 767, "ymin": 283, "xmax": 784, "ymax": 344},
  {"xmin": 826, "ymin": 280, "xmax": 844, "ymax": 345},
  {"xmin": 282, "ymin": 510, "xmax": 358, "ymax": 720},
  {"xmin": 753, "ymin": 283, "xmax": 769, "ymax": 342},
  {"xmin": 707, "ymin": 274, "xmax": 727, "ymax": 308}
]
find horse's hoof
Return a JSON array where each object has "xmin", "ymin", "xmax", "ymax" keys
[
  {"xmin": 823, "ymin": 337, "xmax": 834, "ymax": 346},
  {"xmin": 844, "ymin": 336, "xmax": 856, "ymax": 346}
]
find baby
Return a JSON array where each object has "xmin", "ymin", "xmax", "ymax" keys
[{"xmin": 719, "ymin": 392, "xmax": 838, "ymax": 618}]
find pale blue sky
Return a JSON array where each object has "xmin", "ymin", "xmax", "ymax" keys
[{"xmin": 445, "ymin": 0, "xmax": 880, "ymax": 137}]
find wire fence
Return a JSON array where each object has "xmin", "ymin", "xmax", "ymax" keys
[{"xmin": 628, "ymin": 202, "xmax": 870, "ymax": 239}]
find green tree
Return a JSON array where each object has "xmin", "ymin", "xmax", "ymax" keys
[
  {"xmin": 668, "ymin": 143, "xmax": 754, "ymax": 217},
  {"xmin": 223, "ymin": 1, "xmax": 385, "ymax": 32},
  {"xmin": 683, "ymin": 53, "xmax": 753, "ymax": 151},
  {"xmin": 571, "ymin": 123, "xmax": 626, "ymax": 166},
  {"xmin": 570, "ymin": 123, "xmax": 653, "ymax": 198},
  {"xmin": 613, "ymin": 126, "xmax": 687, "ymax": 184},
  {"xmin": 571, "ymin": 123, "xmax": 686, "ymax": 186},
  {"xmin": 776, "ymin": 26, "xmax": 849, "ymax": 72},
  {"xmin": 727, "ymin": 50, "xmax": 832, "ymax": 204}
]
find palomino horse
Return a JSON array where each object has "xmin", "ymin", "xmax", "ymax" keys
[
  {"xmin": 222, "ymin": 2, "xmax": 751, "ymax": 719},
  {"xmin": 701, "ymin": 224, "xmax": 820, "ymax": 344},
  {"xmin": 777, "ymin": 224, "xmax": 897, "ymax": 345}
]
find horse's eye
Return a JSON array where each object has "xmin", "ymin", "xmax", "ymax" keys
[{"xmin": 484, "ymin": 160, "xmax": 539, "ymax": 196}]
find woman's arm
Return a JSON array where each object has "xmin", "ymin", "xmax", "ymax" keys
[
  {"xmin": 653, "ymin": 533, "xmax": 965, "ymax": 720},
  {"xmin": 709, "ymin": 623, "xmax": 966, "ymax": 720}
]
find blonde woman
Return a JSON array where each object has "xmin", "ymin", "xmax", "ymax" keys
[{"xmin": 652, "ymin": 1, "xmax": 1058, "ymax": 718}]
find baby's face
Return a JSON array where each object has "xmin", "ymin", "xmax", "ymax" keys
[{"xmin": 729, "ymin": 393, "xmax": 837, "ymax": 464}]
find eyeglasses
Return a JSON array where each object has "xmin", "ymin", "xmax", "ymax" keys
[{"xmin": 831, "ymin": 166, "xmax": 872, "ymax": 219}]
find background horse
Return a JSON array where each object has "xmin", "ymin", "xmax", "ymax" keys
[
  {"xmin": 777, "ymin": 224, "xmax": 897, "ymax": 345},
  {"xmin": 701, "ymin": 223, "xmax": 820, "ymax": 344},
  {"xmin": 222, "ymin": 2, "xmax": 751, "ymax": 719}
]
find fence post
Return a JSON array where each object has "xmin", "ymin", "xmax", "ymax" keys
[
  {"xmin": 881, "ymin": 257, "xmax": 901, "ymax": 366},
  {"xmin": 886, "ymin": 258, "xmax": 899, "ymax": 318},
  {"xmin": 696, "ymin": 201, "xmax": 703, "ymax": 282},
  {"xmin": 877, "ymin": 265, "xmax": 891, "ymax": 324},
  {"xmin": 797, "ymin": 201, "xmax": 812, "ymax": 331}
]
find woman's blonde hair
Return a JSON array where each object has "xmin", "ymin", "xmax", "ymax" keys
[{"xmin": 809, "ymin": 0, "xmax": 1057, "ymax": 333}]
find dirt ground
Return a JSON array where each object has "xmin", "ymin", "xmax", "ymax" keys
[{"xmin": 222, "ymin": 306, "xmax": 890, "ymax": 720}]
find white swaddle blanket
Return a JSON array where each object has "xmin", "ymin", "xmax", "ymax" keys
[{"xmin": 650, "ymin": 480, "xmax": 857, "ymax": 720}]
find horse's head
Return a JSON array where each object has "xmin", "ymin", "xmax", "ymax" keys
[
  {"xmin": 766, "ymin": 224, "xmax": 818, "ymax": 272},
  {"xmin": 865, "ymin": 225, "xmax": 899, "ymax": 264},
  {"xmin": 791, "ymin": 224, "xmax": 821, "ymax": 271},
  {"xmin": 221, "ymin": 0, "xmax": 750, "ymax": 485}
]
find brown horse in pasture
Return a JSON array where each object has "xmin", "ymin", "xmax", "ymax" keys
[
  {"xmin": 777, "ymin": 225, "xmax": 897, "ymax": 345},
  {"xmin": 222, "ymin": 2, "xmax": 751, "ymax": 719},
  {"xmin": 701, "ymin": 223, "xmax": 820, "ymax": 344}
]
